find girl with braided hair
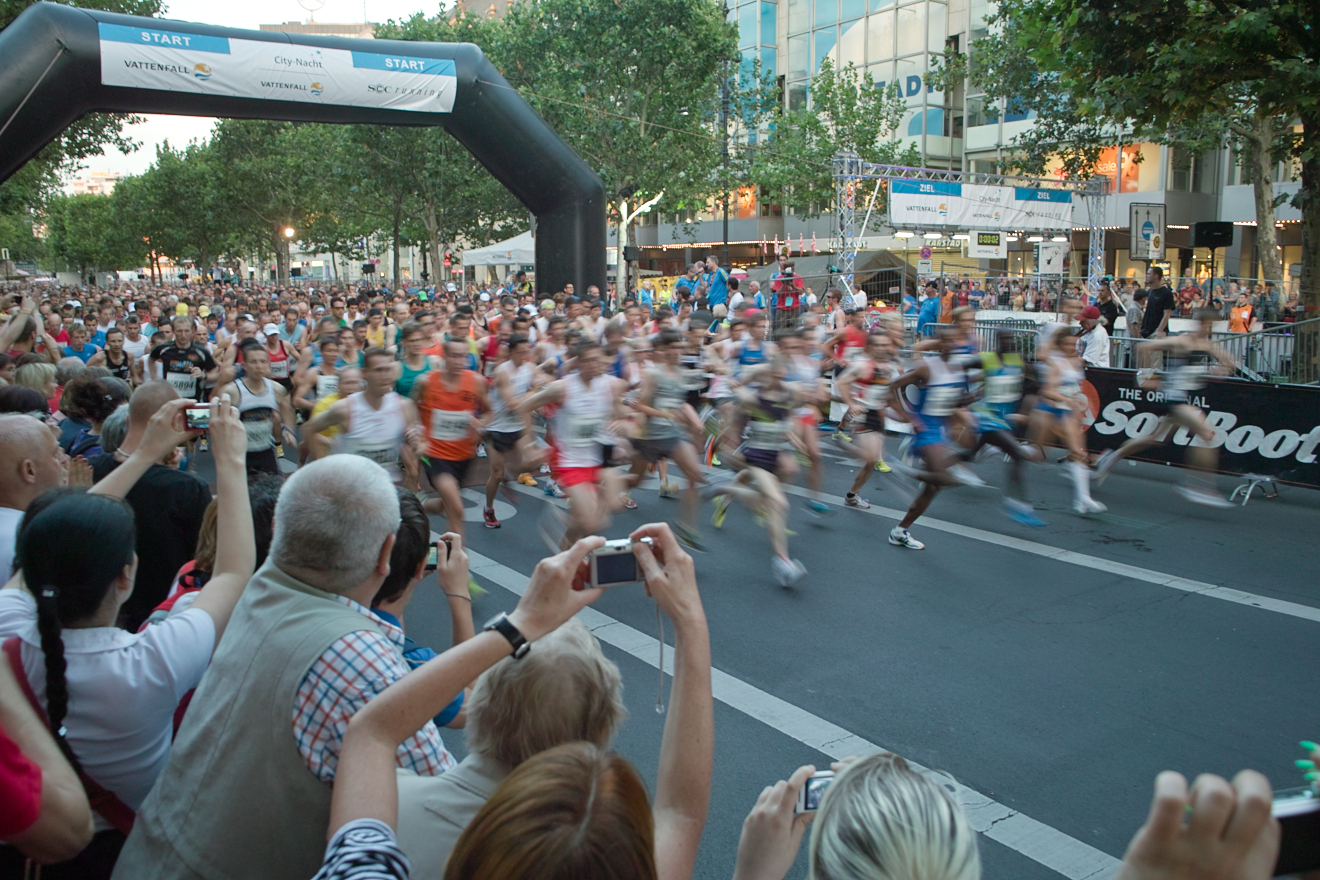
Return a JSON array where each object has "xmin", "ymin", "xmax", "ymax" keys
[{"xmin": 0, "ymin": 395, "xmax": 255, "ymax": 878}]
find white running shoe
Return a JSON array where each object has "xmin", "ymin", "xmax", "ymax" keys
[
  {"xmin": 888, "ymin": 526, "xmax": 925, "ymax": 549},
  {"xmin": 948, "ymin": 464, "xmax": 989, "ymax": 488},
  {"xmin": 1072, "ymin": 498, "xmax": 1107, "ymax": 515},
  {"xmin": 773, "ymin": 555, "xmax": 807, "ymax": 586},
  {"xmin": 1175, "ymin": 484, "xmax": 1235, "ymax": 508},
  {"xmin": 1091, "ymin": 449, "xmax": 1117, "ymax": 486},
  {"xmin": 845, "ymin": 494, "xmax": 871, "ymax": 509}
]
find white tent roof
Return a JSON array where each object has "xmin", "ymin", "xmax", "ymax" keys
[{"xmin": 462, "ymin": 230, "xmax": 535, "ymax": 266}]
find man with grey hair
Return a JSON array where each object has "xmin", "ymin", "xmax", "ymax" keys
[
  {"xmin": 114, "ymin": 454, "xmax": 456, "ymax": 880},
  {"xmin": 395, "ymin": 617, "xmax": 626, "ymax": 871}
]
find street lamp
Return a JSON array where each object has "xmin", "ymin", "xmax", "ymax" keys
[
  {"xmin": 894, "ymin": 230, "xmax": 915, "ymax": 239},
  {"xmin": 284, "ymin": 227, "xmax": 295, "ymax": 238}
]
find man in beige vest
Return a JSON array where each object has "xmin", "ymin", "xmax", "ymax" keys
[{"xmin": 113, "ymin": 454, "xmax": 456, "ymax": 880}]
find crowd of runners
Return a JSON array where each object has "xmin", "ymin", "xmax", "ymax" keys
[{"xmin": 0, "ymin": 271, "xmax": 1241, "ymax": 588}]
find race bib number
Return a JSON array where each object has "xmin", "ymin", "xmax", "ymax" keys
[
  {"xmin": 654, "ymin": 392, "xmax": 685, "ymax": 413},
  {"xmin": 863, "ymin": 382, "xmax": 888, "ymax": 409},
  {"xmin": 429, "ymin": 410, "xmax": 471, "ymax": 441},
  {"xmin": 984, "ymin": 374, "xmax": 1021, "ymax": 404},
  {"xmin": 1168, "ymin": 365, "xmax": 1207, "ymax": 393},
  {"xmin": 924, "ymin": 386, "xmax": 960, "ymax": 417},
  {"xmin": 244, "ymin": 418, "xmax": 274, "ymax": 449},
  {"xmin": 166, "ymin": 371, "xmax": 196, "ymax": 396},
  {"xmin": 316, "ymin": 375, "xmax": 339, "ymax": 397},
  {"xmin": 846, "ymin": 347, "xmax": 866, "ymax": 363},
  {"xmin": 566, "ymin": 414, "xmax": 605, "ymax": 444},
  {"xmin": 347, "ymin": 441, "xmax": 399, "ymax": 468},
  {"xmin": 745, "ymin": 420, "xmax": 786, "ymax": 449},
  {"xmin": 269, "ymin": 358, "xmax": 289, "ymax": 379}
]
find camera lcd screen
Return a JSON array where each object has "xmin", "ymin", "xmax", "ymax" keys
[
  {"xmin": 426, "ymin": 544, "xmax": 438, "ymax": 571},
  {"xmin": 185, "ymin": 407, "xmax": 210, "ymax": 430},
  {"xmin": 595, "ymin": 551, "xmax": 638, "ymax": 585},
  {"xmin": 804, "ymin": 775, "xmax": 833, "ymax": 811}
]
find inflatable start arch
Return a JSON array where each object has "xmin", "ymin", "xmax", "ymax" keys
[{"xmin": 0, "ymin": 2, "xmax": 606, "ymax": 292}]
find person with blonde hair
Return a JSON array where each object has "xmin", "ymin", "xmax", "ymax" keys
[
  {"xmin": 310, "ymin": 523, "xmax": 712, "ymax": 880},
  {"xmin": 395, "ymin": 617, "xmax": 626, "ymax": 872}
]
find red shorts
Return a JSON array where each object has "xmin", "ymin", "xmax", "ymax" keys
[{"xmin": 553, "ymin": 465, "xmax": 600, "ymax": 489}]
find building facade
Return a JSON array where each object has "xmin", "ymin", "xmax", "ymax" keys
[{"xmin": 631, "ymin": 0, "xmax": 1302, "ymax": 290}]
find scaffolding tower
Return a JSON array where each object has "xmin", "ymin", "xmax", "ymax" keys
[{"xmin": 832, "ymin": 152, "xmax": 1112, "ymax": 300}]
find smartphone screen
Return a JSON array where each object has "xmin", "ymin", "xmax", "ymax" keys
[{"xmin": 425, "ymin": 543, "xmax": 439, "ymax": 572}]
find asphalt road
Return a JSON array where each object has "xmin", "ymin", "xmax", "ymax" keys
[
  {"xmin": 400, "ymin": 444, "xmax": 1319, "ymax": 880},
  {"xmin": 219, "ymin": 444, "xmax": 1320, "ymax": 879}
]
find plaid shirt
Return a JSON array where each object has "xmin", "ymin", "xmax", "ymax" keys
[{"xmin": 293, "ymin": 595, "xmax": 455, "ymax": 782}]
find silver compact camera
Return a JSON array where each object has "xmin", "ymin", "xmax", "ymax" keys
[{"xmin": 589, "ymin": 537, "xmax": 653, "ymax": 588}]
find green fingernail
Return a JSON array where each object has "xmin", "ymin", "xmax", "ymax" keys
[
  {"xmin": 1306, "ymin": 772, "xmax": 1319, "ymax": 782},
  {"xmin": 1298, "ymin": 760, "xmax": 1317, "ymax": 769},
  {"xmin": 1301, "ymin": 741, "xmax": 1320, "ymax": 752}
]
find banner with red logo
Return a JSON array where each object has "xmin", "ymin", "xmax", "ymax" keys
[{"xmin": 1081, "ymin": 368, "xmax": 1320, "ymax": 488}]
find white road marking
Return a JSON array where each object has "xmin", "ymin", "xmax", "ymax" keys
[
  {"xmin": 773, "ymin": 482, "xmax": 1320, "ymax": 624},
  {"xmin": 466, "ymin": 548, "xmax": 1121, "ymax": 880},
  {"xmin": 504, "ymin": 463, "xmax": 1319, "ymax": 624}
]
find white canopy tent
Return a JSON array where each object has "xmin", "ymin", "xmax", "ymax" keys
[{"xmin": 461, "ymin": 230, "xmax": 535, "ymax": 266}]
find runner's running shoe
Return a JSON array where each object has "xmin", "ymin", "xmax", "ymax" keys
[
  {"xmin": 1175, "ymin": 484, "xmax": 1235, "ymax": 508},
  {"xmin": 1072, "ymin": 498, "xmax": 1107, "ymax": 515},
  {"xmin": 875, "ymin": 459, "xmax": 891, "ymax": 473},
  {"xmin": 1003, "ymin": 498, "xmax": 1045, "ymax": 527},
  {"xmin": 543, "ymin": 480, "xmax": 566, "ymax": 499},
  {"xmin": 845, "ymin": 493, "xmax": 870, "ymax": 510},
  {"xmin": 517, "ymin": 472, "xmax": 537, "ymax": 486},
  {"xmin": 675, "ymin": 523, "xmax": 706, "ymax": 552},
  {"xmin": 1091, "ymin": 449, "xmax": 1117, "ymax": 486},
  {"xmin": 888, "ymin": 526, "xmax": 925, "ymax": 549},
  {"xmin": 483, "ymin": 507, "xmax": 501, "ymax": 529},
  {"xmin": 660, "ymin": 481, "xmax": 677, "ymax": 499},
  {"xmin": 772, "ymin": 555, "xmax": 807, "ymax": 586},
  {"xmin": 711, "ymin": 494, "xmax": 731, "ymax": 528}
]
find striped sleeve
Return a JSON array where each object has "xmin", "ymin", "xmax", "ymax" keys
[{"xmin": 312, "ymin": 819, "xmax": 410, "ymax": 880}]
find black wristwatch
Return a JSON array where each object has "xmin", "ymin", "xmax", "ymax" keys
[{"xmin": 483, "ymin": 612, "xmax": 530, "ymax": 659}]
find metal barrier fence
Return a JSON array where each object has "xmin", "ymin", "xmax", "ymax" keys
[{"xmin": 904, "ymin": 315, "xmax": 1319, "ymax": 386}]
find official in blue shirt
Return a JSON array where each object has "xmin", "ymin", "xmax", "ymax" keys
[
  {"xmin": 701, "ymin": 256, "xmax": 730, "ymax": 308},
  {"xmin": 673, "ymin": 263, "xmax": 700, "ymax": 302},
  {"xmin": 916, "ymin": 283, "xmax": 941, "ymax": 335}
]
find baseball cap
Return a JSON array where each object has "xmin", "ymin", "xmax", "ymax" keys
[
  {"xmin": 198, "ymin": 305, "xmax": 210, "ymax": 317},
  {"xmin": 540, "ymin": 299, "xmax": 555, "ymax": 310},
  {"xmin": 175, "ymin": 303, "xmax": 189, "ymax": 316},
  {"xmin": 479, "ymin": 292, "xmax": 491, "ymax": 302},
  {"xmin": 446, "ymin": 282, "xmax": 457, "ymax": 292},
  {"xmin": 1080, "ymin": 305, "xmax": 1101, "ymax": 320},
  {"xmin": 263, "ymin": 322, "xmax": 280, "ymax": 337}
]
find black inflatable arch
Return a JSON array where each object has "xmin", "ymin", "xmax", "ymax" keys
[{"xmin": 0, "ymin": 2, "xmax": 605, "ymax": 293}]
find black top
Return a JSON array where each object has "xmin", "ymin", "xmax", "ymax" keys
[
  {"xmin": 1141, "ymin": 286, "xmax": 1175, "ymax": 338},
  {"xmin": 1097, "ymin": 298, "xmax": 1121, "ymax": 333},
  {"xmin": 148, "ymin": 342, "xmax": 216, "ymax": 399},
  {"xmin": 89, "ymin": 453, "xmax": 212, "ymax": 631}
]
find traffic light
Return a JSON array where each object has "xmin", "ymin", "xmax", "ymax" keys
[
  {"xmin": 443, "ymin": 252, "xmax": 452, "ymax": 268},
  {"xmin": 421, "ymin": 271, "xmax": 429, "ymax": 281}
]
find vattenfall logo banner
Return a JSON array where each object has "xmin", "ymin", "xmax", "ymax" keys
[
  {"xmin": 887, "ymin": 180, "xmax": 1073, "ymax": 232},
  {"xmin": 98, "ymin": 23, "xmax": 457, "ymax": 113}
]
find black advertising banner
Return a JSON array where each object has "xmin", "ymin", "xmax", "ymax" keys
[{"xmin": 1081, "ymin": 368, "xmax": 1320, "ymax": 488}]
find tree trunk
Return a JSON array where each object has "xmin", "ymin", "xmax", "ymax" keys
[
  {"xmin": 392, "ymin": 202, "xmax": 402, "ymax": 291},
  {"xmin": 423, "ymin": 200, "xmax": 443, "ymax": 285},
  {"xmin": 271, "ymin": 224, "xmax": 291, "ymax": 285},
  {"xmin": 1297, "ymin": 112, "xmax": 1319, "ymax": 383},
  {"xmin": 1245, "ymin": 112, "xmax": 1284, "ymax": 285}
]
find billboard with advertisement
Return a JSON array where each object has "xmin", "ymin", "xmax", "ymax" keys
[
  {"xmin": 888, "ymin": 180, "xmax": 1073, "ymax": 232},
  {"xmin": 1082, "ymin": 369, "xmax": 1320, "ymax": 488},
  {"xmin": 98, "ymin": 22, "xmax": 458, "ymax": 112}
]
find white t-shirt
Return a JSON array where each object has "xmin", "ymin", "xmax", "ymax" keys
[
  {"xmin": 1080, "ymin": 325, "xmax": 1110, "ymax": 368},
  {"xmin": 0, "ymin": 588, "xmax": 216, "ymax": 827},
  {"xmin": 728, "ymin": 291, "xmax": 745, "ymax": 310},
  {"xmin": 121, "ymin": 334, "xmax": 149, "ymax": 361},
  {"xmin": 0, "ymin": 507, "xmax": 21, "ymax": 581}
]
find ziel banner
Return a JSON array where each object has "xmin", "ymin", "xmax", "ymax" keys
[
  {"xmin": 99, "ymin": 22, "xmax": 457, "ymax": 113},
  {"xmin": 888, "ymin": 180, "xmax": 1073, "ymax": 232},
  {"xmin": 1081, "ymin": 368, "xmax": 1320, "ymax": 488}
]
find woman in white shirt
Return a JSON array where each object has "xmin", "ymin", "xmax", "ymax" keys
[{"xmin": 0, "ymin": 395, "xmax": 254, "ymax": 877}]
